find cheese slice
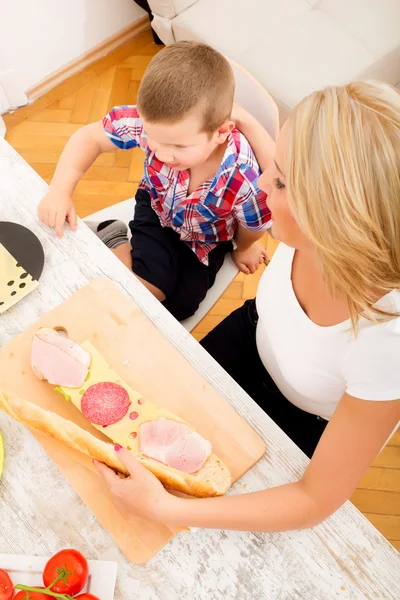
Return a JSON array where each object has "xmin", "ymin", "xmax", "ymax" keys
[
  {"xmin": 60, "ymin": 341, "xmax": 186, "ymax": 454},
  {"xmin": 0, "ymin": 243, "xmax": 38, "ymax": 313}
]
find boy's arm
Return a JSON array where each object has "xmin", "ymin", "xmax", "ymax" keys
[
  {"xmin": 233, "ymin": 226, "xmax": 268, "ymax": 275},
  {"xmin": 49, "ymin": 122, "xmax": 115, "ymax": 194},
  {"xmin": 231, "ymin": 163, "xmax": 271, "ymax": 275},
  {"xmin": 39, "ymin": 106, "xmax": 143, "ymax": 237},
  {"xmin": 235, "ymin": 225, "xmax": 263, "ymax": 252},
  {"xmin": 232, "ymin": 104, "xmax": 276, "ymax": 172},
  {"xmin": 39, "ymin": 122, "xmax": 116, "ymax": 237}
]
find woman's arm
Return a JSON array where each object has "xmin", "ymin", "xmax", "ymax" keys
[
  {"xmin": 166, "ymin": 394, "xmax": 399, "ymax": 530},
  {"xmin": 95, "ymin": 394, "xmax": 399, "ymax": 531},
  {"xmin": 232, "ymin": 104, "xmax": 276, "ymax": 172}
]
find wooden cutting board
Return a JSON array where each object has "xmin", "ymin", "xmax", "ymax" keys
[{"xmin": 0, "ymin": 277, "xmax": 265, "ymax": 564}]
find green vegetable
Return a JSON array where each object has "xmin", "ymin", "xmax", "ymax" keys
[
  {"xmin": 79, "ymin": 389, "xmax": 85, "ymax": 395},
  {"xmin": 54, "ymin": 386, "xmax": 71, "ymax": 402},
  {"xmin": 85, "ymin": 371, "xmax": 91, "ymax": 382}
]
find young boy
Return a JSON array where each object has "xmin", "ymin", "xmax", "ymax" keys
[{"xmin": 39, "ymin": 42, "xmax": 271, "ymax": 320}]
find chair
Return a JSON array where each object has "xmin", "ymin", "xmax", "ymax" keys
[{"xmin": 84, "ymin": 60, "xmax": 279, "ymax": 331}]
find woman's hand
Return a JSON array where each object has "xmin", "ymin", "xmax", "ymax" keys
[
  {"xmin": 230, "ymin": 103, "xmax": 253, "ymax": 130},
  {"xmin": 230, "ymin": 103, "xmax": 276, "ymax": 172},
  {"xmin": 94, "ymin": 448, "xmax": 178, "ymax": 523}
]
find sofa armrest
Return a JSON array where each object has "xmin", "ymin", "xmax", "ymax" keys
[
  {"xmin": 145, "ymin": 0, "xmax": 199, "ymax": 45},
  {"xmin": 146, "ymin": 0, "xmax": 199, "ymax": 19}
]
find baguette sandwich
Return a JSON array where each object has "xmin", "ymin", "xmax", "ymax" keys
[
  {"xmin": 0, "ymin": 390, "xmax": 231, "ymax": 496},
  {"xmin": 1, "ymin": 329, "xmax": 231, "ymax": 498}
]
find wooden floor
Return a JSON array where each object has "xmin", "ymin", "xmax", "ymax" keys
[{"xmin": 4, "ymin": 28, "xmax": 399, "ymax": 552}]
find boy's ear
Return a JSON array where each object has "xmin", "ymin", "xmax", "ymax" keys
[{"xmin": 215, "ymin": 119, "xmax": 235, "ymax": 143}]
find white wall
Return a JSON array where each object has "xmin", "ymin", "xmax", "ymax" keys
[{"xmin": 0, "ymin": 0, "xmax": 146, "ymax": 99}]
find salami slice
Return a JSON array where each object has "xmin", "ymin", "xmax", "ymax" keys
[{"xmin": 81, "ymin": 382, "xmax": 131, "ymax": 425}]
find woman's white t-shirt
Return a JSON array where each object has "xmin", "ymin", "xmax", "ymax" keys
[{"xmin": 256, "ymin": 243, "xmax": 400, "ymax": 420}]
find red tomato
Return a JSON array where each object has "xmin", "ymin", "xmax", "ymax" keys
[
  {"xmin": 14, "ymin": 589, "xmax": 48, "ymax": 600},
  {"xmin": 75, "ymin": 595, "xmax": 101, "ymax": 600},
  {"xmin": 42, "ymin": 549, "xmax": 88, "ymax": 596},
  {"xmin": 0, "ymin": 569, "xmax": 13, "ymax": 600}
]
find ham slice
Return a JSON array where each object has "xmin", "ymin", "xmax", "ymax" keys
[
  {"xmin": 139, "ymin": 418, "xmax": 212, "ymax": 474},
  {"xmin": 31, "ymin": 328, "xmax": 91, "ymax": 387}
]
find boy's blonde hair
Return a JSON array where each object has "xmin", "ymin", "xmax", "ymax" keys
[
  {"xmin": 287, "ymin": 81, "xmax": 400, "ymax": 332},
  {"xmin": 137, "ymin": 41, "xmax": 234, "ymax": 134}
]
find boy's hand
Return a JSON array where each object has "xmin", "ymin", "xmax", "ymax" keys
[
  {"xmin": 233, "ymin": 243, "xmax": 269, "ymax": 275},
  {"xmin": 38, "ymin": 189, "xmax": 77, "ymax": 238}
]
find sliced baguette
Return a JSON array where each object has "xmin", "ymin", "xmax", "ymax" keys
[
  {"xmin": 0, "ymin": 391, "xmax": 231, "ymax": 497},
  {"xmin": 0, "ymin": 390, "xmax": 128, "ymax": 475}
]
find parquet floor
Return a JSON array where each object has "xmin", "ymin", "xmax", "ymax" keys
[{"xmin": 4, "ymin": 28, "xmax": 399, "ymax": 551}]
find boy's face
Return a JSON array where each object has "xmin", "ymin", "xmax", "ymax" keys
[{"xmin": 143, "ymin": 112, "xmax": 233, "ymax": 171}]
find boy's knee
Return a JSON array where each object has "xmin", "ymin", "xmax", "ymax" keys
[{"xmin": 162, "ymin": 294, "xmax": 201, "ymax": 322}]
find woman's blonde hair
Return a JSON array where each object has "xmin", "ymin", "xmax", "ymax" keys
[{"xmin": 287, "ymin": 81, "xmax": 400, "ymax": 331}]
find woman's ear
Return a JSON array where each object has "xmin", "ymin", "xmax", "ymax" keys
[{"xmin": 215, "ymin": 120, "xmax": 235, "ymax": 144}]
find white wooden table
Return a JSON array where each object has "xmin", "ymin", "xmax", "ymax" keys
[{"xmin": 0, "ymin": 137, "xmax": 399, "ymax": 600}]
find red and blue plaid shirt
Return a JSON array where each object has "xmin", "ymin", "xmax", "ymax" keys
[{"xmin": 103, "ymin": 106, "xmax": 270, "ymax": 264}]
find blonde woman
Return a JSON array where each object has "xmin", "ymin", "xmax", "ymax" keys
[{"xmin": 95, "ymin": 81, "xmax": 400, "ymax": 532}]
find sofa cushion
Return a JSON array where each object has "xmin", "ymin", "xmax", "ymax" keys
[
  {"xmin": 243, "ymin": 11, "xmax": 375, "ymax": 109},
  {"xmin": 173, "ymin": 0, "xmax": 315, "ymax": 62},
  {"xmin": 317, "ymin": 0, "xmax": 400, "ymax": 57},
  {"xmin": 172, "ymin": 0, "xmax": 400, "ymax": 118}
]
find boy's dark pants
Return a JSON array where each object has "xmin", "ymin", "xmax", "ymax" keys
[{"xmin": 129, "ymin": 189, "xmax": 232, "ymax": 321}]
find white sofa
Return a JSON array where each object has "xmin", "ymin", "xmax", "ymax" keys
[{"xmin": 145, "ymin": 0, "xmax": 400, "ymax": 121}]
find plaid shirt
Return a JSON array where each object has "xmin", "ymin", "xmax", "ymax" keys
[{"xmin": 103, "ymin": 106, "xmax": 270, "ymax": 264}]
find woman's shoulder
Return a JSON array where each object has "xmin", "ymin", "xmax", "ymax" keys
[
  {"xmin": 384, "ymin": 289, "xmax": 400, "ymax": 316},
  {"xmin": 348, "ymin": 291, "xmax": 400, "ymax": 347},
  {"xmin": 265, "ymin": 241, "xmax": 294, "ymax": 270},
  {"xmin": 257, "ymin": 242, "xmax": 293, "ymax": 295},
  {"xmin": 364, "ymin": 290, "xmax": 400, "ymax": 335},
  {"xmin": 344, "ymin": 293, "xmax": 400, "ymax": 401}
]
